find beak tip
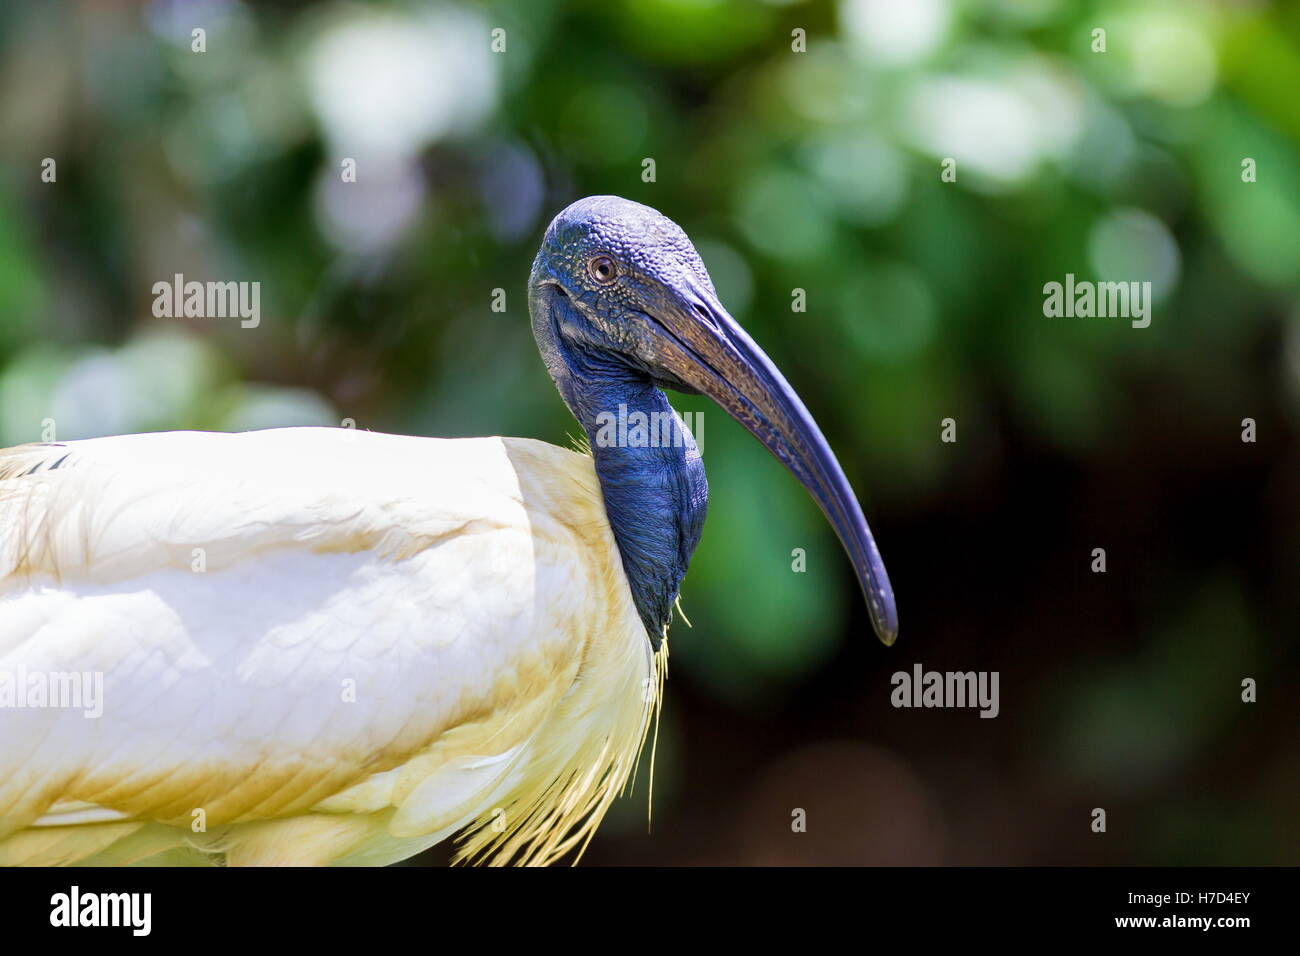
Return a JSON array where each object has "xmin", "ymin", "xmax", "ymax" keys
[{"xmin": 866, "ymin": 586, "xmax": 898, "ymax": 646}]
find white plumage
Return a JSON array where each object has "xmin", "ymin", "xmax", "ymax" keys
[{"xmin": 0, "ymin": 427, "xmax": 659, "ymax": 866}]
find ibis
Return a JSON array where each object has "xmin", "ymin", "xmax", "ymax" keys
[{"xmin": 0, "ymin": 195, "xmax": 896, "ymax": 866}]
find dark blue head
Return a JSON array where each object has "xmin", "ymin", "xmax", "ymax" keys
[{"xmin": 528, "ymin": 195, "xmax": 898, "ymax": 646}]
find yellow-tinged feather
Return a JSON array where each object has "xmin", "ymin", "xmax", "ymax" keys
[
  {"xmin": 453, "ymin": 637, "xmax": 665, "ymax": 867},
  {"xmin": 0, "ymin": 429, "xmax": 665, "ymax": 866}
]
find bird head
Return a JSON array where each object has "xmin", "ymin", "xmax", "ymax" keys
[{"xmin": 529, "ymin": 195, "xmax": 897, "ymax": 646}]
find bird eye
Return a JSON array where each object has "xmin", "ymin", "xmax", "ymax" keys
[{"xmin": 588, "ymin": 255, "xmax": 617, "ymax": 285}]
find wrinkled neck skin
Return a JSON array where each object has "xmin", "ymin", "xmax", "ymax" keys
[{"xmin": 531, "ymin": 291, "xmax": 708, "ymax": 649}]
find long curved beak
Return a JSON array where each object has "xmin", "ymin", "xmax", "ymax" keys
[{"xmin": 642, "ymin": 280, "xmax": 899, "ymax": 645}]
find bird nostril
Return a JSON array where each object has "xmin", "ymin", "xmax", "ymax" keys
[{"xmin": 693, "ymin": 302, "xmax": 720, "ymax": 331}]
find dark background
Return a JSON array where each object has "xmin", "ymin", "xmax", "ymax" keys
[{"xmin": 0, "ymin": 0, "xmax": 1295, "ymax": 864}]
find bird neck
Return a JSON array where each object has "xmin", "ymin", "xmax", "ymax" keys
[{"xmin": 538, "ymin": 332, "xmax": 708, "ymax": 648}]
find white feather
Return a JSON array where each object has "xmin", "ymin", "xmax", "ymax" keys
[{"xmin": 0, "ymin": 428, "xmax": 657, "ymax": 866}]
